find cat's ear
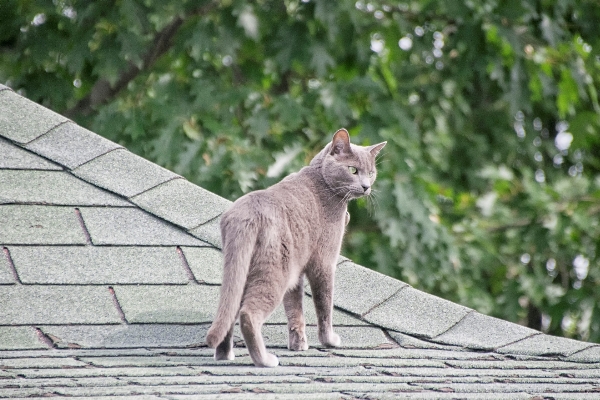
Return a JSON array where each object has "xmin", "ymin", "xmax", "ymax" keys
[
  {"xmin": 330, "ymin": 128, "xmax": 352, "ymax": 155},
  {"xmin": 368, "ymin": 141, "xmax": 387, "ymax": 157}
]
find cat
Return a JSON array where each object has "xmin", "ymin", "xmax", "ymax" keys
[{"xmin": 205, "ymin": 128, "xmax": 386, "ymax": 367}]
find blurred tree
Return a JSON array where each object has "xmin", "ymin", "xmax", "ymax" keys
[{"xmin": 1, "ymin": 0, "xmax": 599, "ymax": 341}]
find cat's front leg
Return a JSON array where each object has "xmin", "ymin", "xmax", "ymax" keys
[
  {"xmin": 283, "ymin": 276, "xmax": 308, "ymax": 351},
  {"xmin": 306, "ymin": 264, "xmax": 341, "ymax": 348}
]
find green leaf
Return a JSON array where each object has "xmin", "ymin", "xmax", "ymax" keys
[{"xmin": 557, "ymin": 67, "xmax": 579, "ymax": 118}]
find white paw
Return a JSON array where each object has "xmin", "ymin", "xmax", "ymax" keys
[
  {"xmin": 257, "ymin": 353, "xmax": 279, "ymax": 368},
  {"xmin": 329, "ymin": 331, "xmax": 341, "ymax": 347},
  {"xmin": 320, "ymin": 331, "xmax": 341, "ymax": 347},
  {"xmin": 288, "ymin": 332, "xmax": 309, "ymax": 351}
]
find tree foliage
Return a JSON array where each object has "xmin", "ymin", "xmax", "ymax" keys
[{"xmin": 2, "ymin": 0, "xmax": 600, "ymax": 341}]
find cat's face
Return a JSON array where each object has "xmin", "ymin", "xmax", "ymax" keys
[{"xmin": 321, "ymin": 129, "xmax": 386, "ymax": 200}]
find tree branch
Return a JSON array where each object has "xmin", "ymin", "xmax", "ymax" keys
[{"xmin": 65, "ymin": 3, "xmax": 216, "ymax": 118}]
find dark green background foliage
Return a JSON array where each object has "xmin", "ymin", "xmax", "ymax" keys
[{"xmin": 2, "ymin": 0, "xmax": 599, "ymax": 341}]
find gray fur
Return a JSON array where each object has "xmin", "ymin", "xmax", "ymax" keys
[{"xmin": 206, "ymin": 129, "xmax": 386, "ymax": 367}]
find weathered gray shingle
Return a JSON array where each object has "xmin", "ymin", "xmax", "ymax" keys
[
  {"xmin": 0, "ymin": 286, "xmax": 121, "ymax": 324},
  {"xmin": 0, "ymin": 251, "xmax": 15, "ymax": 284},
  {"xmin": 0, "ymin": 90, "xmax": 67, "ymax": 143},
  {"xmin": 38, "ymin": 325, "xmax": 209, "ymax": 349},
  {"xmin": 188, "ymin": 215, "xmax": 223, "ymax": 247},
  {"xmin": 72, "ymin": 149, "xmax": 179, "ymax": 197},
  {"xmin": 363, "ymin": 286, "xmax": 471, "ymax": 338},
  {"xmin": 79, "ymin": 207, "xmax": 206, "ymax": 246},
  {"xmin": 566, "ymin": 346, "xmax": 600, "ymax": 362},
  {"xmin": 497, "ymin": 333, "xmax": 595, "ymax": 357},
  {"xmin": 113, "ymin": 284, "xmax": 221, "ymax": 323},
  {"xmin": 25, "ymin": 122, "xmax": 122, "ymax": 169},
  {"xmin": 9, "ymin": 246, "xmax": 189, "ymax": 284},
  {"xmin": 131, "ymin": 178, "xmax": 231, "ymax": 229},
  {"xmin": 180, "ymin": 246, "xmax": 224, "ymax": 284},
  {"xmin": 0, "ymin": 138, "xmax": 62, "ymax": 170},
  {"xmin": 0, "ymin": 327, "xmax": 47, "ymax": 350},
  {"xmin": 333, "ymin": 260, "xmax": 407, "ymax": 316},
  {"xmin": 432, "ymin": 311, "xmax": 539, "ymax": 350},
  {"xmin": 0, "ymin": 205, "xmax": 87, "ymax": 245},
  {"xmin": 0, "ymin": 170, "xmax": 132, "ymax": 206}
]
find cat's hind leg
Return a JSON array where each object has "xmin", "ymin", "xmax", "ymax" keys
[
  {"xmin": 214, "ymin": 322, "xmax": 235, "ymax": 361},
  {"xmin": 306, "ymin": 262, "xmax": 341, "ymax": 348},
  {"xmin": 239, "ymin": 275, "xmax": 284, "ymax": 367},
  {"xmin": 283, "ymin": 275, "xmax": 308, "ymax": 351}
]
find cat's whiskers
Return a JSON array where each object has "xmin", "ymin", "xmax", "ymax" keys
[
  {"xmin": 318, "ymin": 185, "xmax": 351, "ymax": 205},
  {"xmin": 318, "ymin": 189, "xmax": 345, "ymax": 204},
  {"xmin": 343, "ymin": 192, "xmax": 354, "ymax": 210},
  {"xmin": 375, "ymin": 157, "xmax": 388, "ymax": 168},
  {"xmin": 366, "ymin": 189, "xmax": 381, "ymax": 217},
  {"xmin": 331, "ymin": 190, "xmax": 351, "ymax": 210}
]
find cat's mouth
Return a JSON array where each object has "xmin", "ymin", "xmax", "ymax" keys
[{"xmin": 349, "ymin": 187, "xmax": 370, "ymax": 199}]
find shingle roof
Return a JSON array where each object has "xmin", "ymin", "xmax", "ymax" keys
[{"xmin": 1, "ymin": 84, "xmax": 599, "ymax": 398}]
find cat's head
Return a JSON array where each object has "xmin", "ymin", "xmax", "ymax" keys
[{"xmin": 314, "ymin": 129, "xmax": 386, "ymax": 200}]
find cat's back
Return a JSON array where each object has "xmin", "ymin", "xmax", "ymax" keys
[{"xmin": 222, "ymin": 168, "xmax": 318, "ymax": 227}]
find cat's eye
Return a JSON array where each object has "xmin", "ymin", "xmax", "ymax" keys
[
  {"xmin": 369, "ymin": 171, "xmax": 374, "ymax": 178},
  {"xmin": 348, "ymin": 166, "xmax": 358, "ymax": 175}
]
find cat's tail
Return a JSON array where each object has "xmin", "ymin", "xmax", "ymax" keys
[{"xmin": 205, "ymin": 215, "xmax": 257, "ymax": 348}]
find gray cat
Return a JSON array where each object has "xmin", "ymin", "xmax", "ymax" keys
[{"xmin": 206, "ymin": 129, "xmax": 386, "ymax": 367}]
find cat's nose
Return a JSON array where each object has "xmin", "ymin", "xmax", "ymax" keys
[{"xmin": 361, "ymin": 184, "xmax": 371, "ymax": 193}]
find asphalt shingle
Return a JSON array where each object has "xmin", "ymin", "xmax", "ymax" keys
[
  {"xmin": 432, "ymin": 311, "xmax": 539, "ymax": 350},
  {"xmin": 0, "ymin": 327, "xmax": 46, "ymax": 350},
  {"xmin": 79, "ymin": 207, "xmax": 206, "ymax": 246},
  {"xmin": 0, "ymin": 90, "xmax": 67, "ymax": 144},
  {"xmin": 72, "ymin": 149, "xmax": 179, "ymax": 198},
  {"xmin": 188, "ymin": 215, "xmax": 223, "ymax": 248},
  {"xmin": 39, "ymin": 325, "xmax": 209, "ymax": 349},
  {"xmin": 0, "ymin": 357, "xmax": 88, "ymax": 369},
  {"xmin": 386, "ymin": 330, "xmax": 463, "ymax": 351},
  {"xmin": 0, "ymin": 205, "xmax": 87, "ymax": 245},
  {"xmin": 9, "ymin": 246, "xmax": 189, "ymax": 284},
  {"xmin": 0, "ymin": 286, "xmax": 121, "ymax": 324},
  {"xmin": 444, "ymin": 358, "xmax": 599, "ymax": 370},
  {"xmin": 332, "ymin": 347, "xmax": 503, "ymax": 361},
  {"xmin": 497, "ymin": 332, "xmax": 595, "ymax": 357},
  {"xmin": 25, "ymin": 121, "xmax": 122, "ymax": 169},
  {"xmin": 275, "ymin": 355, "xmax": 446, "ymax": 368},
  {"xmin": 567, "ymin": 346, "xmax": 600, "ymax": 363},
  {"xmin": 0, "ymin": 170, "xmax": 132, "ymax": 206},
  {"xmin": 113, "ymin": 284, "xmax": 220, "ymax": 323},
  {"xmin": 10, "ymin": 364, "xmax": 197, "ymax": 379},
  {"xmin": 131, "ymin": 178, "xmax": 231, "ymax": 229},
  {"xmin": 0, "ymin": 137, "xmax": 62, "ymax": 170},
  {"xmin": 333, "ymin": 260, "xmax": 407, "ymax": 316},
  {"xmin": 0, "ymin": 250, "xmax": 14, "ymax": 284},
  {"xmin": 363, "ymin": 286, "xmax": 472, "ymax": 338},
  {"xmin": 180, "ymin": 246, "xmax": 224, "ymax": 284}
]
